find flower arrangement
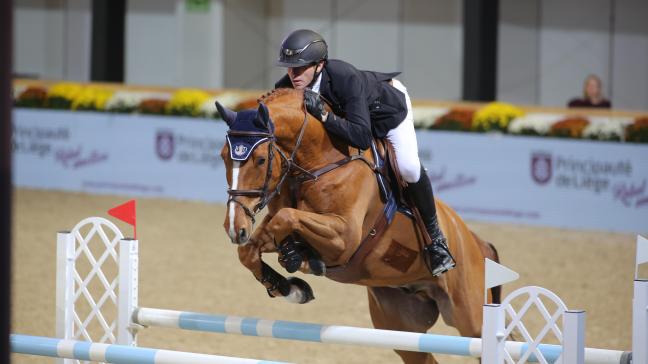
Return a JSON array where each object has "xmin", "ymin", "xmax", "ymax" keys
[
  {"xmin": 105, "ymin": 91, "xmax": 169, "ymax": 113},
  {"xmin": 166, "ymin": 89, "xmax": 212, "ymax": 117},
  {"xmin": 472, "ymin": 102, "xmax": 524, "ymax": 132},
  {"xmin": 582, "ymin": 117, "xmax": 633, "ymax": 142},
  {"xmin": 199, "ymin": 97, "xmax": 219, "ymax": 118},
  {"xmin": 106, "ymin": 91, "xmax": 144, "ymax": 113},
  {"xmin": 549, "ymin": 117, "xmax": 590, "ymax": 138},
  {"xmin": 431, "ymin": 108, "xmax": 475, "ymax": 131},
  {"xmin": 508, "ymin": 113, "xmax": 561, "ymax": 136},
  {"xmin": 138, "ymin": 99, "xmax": 169, "ymax": 115},
  {"xmin": 71, "ymin": 86, "xmax": 113, "ymax": 111},
  {"xmin": 46, "ymin": 82, "xmax": 83, "ymax": 109},
  {"xmin": 14, "ymin": 86, "xmax": 48, "ymax": 108},
  {"xmin": 625, "ymin": 116, "xmax": 648, "ymax": 143},
  {"xmin": 11, "ymin": 81, "xmax": 648, "ymax": 144},
  {"xmin": 412, "ymin": 107, "xmax": 448, "ymax": 129}
]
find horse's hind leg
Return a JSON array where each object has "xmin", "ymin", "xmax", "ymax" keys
[{"xmin": 367, "ymin": 287, "xmax": 440, "ymax": 364}]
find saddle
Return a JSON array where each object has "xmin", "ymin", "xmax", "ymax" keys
[{"xmin": 370, "ymin": 138, "xmax": 414, "ymax": 220}]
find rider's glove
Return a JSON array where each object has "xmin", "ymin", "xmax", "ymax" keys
[{"xmin": 304, "ymin": 89, "xmax": 328, "ymax": 122}]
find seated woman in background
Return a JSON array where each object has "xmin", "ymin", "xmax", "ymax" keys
[{"xmin": 567, "ymin": 74, "xmax": 611, "ymax": 108}]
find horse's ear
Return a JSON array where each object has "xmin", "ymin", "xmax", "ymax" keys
[
  {"xmin": 215, "ymin": 101, "xmax": 237, "ymax": 127},
  {"xmin": 257, "ymin": 103, "xmax": 272, "ymax": 131}
]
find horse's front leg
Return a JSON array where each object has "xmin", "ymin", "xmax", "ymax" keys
[
  {"xmin": 237, "ymin": 242, "xmax": 315, "ymax": 304},
  {"xmin": 261, "ymin": 207, "xmax": 354, "ymax": 268}
]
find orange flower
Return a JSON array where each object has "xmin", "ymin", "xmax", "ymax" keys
[
  {"xmin": 15, "ymin": 86, "xmax": 48, "ymax": 107},
  {"xmin": 625, "ymin": 116, "xmax": 648, "ymax": 143},
  {"xmin": 433, "ymin": 108, "xmax": 475, "ymax": 131},
  {"xmin": 549, "ymin": 117, "xmax": 590, "ymax": 138},
  {"xmin": 139, "ymin": 99, "xmax": 169, "ymax": 115}
]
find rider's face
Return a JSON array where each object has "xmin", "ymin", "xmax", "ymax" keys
[{"xmin": 288, "ymin": 63, "xmax": 322, "ymax": 90}]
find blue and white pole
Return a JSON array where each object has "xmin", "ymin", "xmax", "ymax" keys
[
  {"xmin": 11, "ymin": 334, "xmax": 291, "ymax": 364},
  {"xmin": 135, "ymin": 308, "xmax": 628, "ymax": 364}
]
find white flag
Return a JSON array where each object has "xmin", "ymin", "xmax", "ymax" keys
[
  {"xmin": 485, "ymin": 258, "xmax": 519, "ymax": 289},
  {"xmin": 637, "ymin": 235, "xmax": 648, "ymax": 267}
]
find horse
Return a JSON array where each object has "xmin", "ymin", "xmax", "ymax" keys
[{"xmin": 216, "ymin": 88, "xmax": 500, "ymax": 364}]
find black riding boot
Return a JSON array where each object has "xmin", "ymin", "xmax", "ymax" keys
[{"xmin": 406, "ymin": 166, "xmax": 456, "ymax": 276}]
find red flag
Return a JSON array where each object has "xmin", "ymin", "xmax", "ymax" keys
[{"xmin": 108, "ymin": 200, "xmax": 137, "ymax": 239}]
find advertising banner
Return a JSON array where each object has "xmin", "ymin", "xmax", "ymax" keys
[
  {"xmin": 12, "ymin": 110, "xmax": 648, "ymax": 233},
  {"xmin": 417, "ymin": 131, "xmax": 648, "ymax": 233},
  {"xmin": 13, "ymin": 109, "xmax": 229, "ymax": 202}
]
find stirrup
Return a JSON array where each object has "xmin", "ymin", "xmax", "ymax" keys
[
  {"xmin": 423, "ymin": 240, "xmax": 456, "ymax": 277},
  {"xmin": 429, "ymin": 256, "xmax": 456, "ymax": 277}
]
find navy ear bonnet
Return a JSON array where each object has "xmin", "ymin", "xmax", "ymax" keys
[{"xmin": 226, "ymin": 108, "xmax": 275, "ymax": 161}]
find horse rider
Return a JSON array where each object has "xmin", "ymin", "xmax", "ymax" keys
[{"xmin": 274, "ymin": 29, "xmax": 455, "ymax": 277}]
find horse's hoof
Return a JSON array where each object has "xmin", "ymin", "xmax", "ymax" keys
[
  {"xmin": 309, "ymin": 258, "xmax": 326, "ymax": 276},
  {"xmin": 284, "ymin": 277, "xmax": 315, "ymax": 304}
]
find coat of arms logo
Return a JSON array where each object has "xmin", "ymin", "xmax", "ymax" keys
[
  {"xmin": 531, "ymin": 152, "xmax": 552, "ymax": 185},
  {"xmin": 234, "ymin": 144, "xmax": 248, "ymax": 157}
]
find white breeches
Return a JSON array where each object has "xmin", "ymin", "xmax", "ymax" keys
[{"xmin": 385, "ymin": 79, "xmax": 421, "ymax": 183}]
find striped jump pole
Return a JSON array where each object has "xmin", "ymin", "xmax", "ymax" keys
[
  {"xmin": 134, "ymin": 308, "xmax": 630, "ymax": 364},
  {"xmin": 11, "ymin": 334, "xmax": 292, "ymax": 364}
]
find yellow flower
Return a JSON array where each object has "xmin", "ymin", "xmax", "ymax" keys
[
  {"xmin": 473, "ymin": 102, "xmax": 524, "ymax": 132},
  {"xmin": 47, "ymin": 82, "xmax": 83, "ymax": 101},
  {"xmin": 71, "ymin": 86, "xmax": 114, "ymax": 110},
  {"xmin": 166, "ymin": 89, "xmax": 212, "ymax": 116}
]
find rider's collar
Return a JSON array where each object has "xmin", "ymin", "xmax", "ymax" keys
[{"xmin": 308, "ymin": 72, "xmax": 323, "ymax": 93}]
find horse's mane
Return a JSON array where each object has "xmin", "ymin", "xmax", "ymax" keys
[{"xmin": 257, "ymin": 88, "xmax": 303, "ymax": 108}]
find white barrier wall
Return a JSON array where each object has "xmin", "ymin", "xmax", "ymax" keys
[
  {"xmin": 13, "ymin": 109, "xmax": 229, "ymax": 203},
  {"xmin": 417, "ymin": 131, "xmax": 648, "ymax": 233},
  {"xmin": 12, "ymin": 109, "xmax": 648, "ymax": 234}
]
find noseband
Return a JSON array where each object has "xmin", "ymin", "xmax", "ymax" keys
[{"xmin": 226, "ymin": 110, "xmax": 313, "ymax": 224}]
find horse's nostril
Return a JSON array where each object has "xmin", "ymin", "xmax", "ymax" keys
[{"xmin": 239, "ymin": 228, "xmax": 248, "ymax": 242}]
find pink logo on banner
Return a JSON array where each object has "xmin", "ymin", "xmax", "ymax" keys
[
  {"xmin": 531, "ymin": 152, "xmax": 552, "ymax": 185},
  {"xmin": 156, "ymin": 131, "xmax": 175, "ymax": 160}
]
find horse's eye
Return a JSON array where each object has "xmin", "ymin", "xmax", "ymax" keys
[{"xmin": 256, "ymin": 157, "xmax": 266, "ymax": 166}]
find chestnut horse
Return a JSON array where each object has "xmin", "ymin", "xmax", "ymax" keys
[{"xmin": 216, "ymin": 89, "xmax": 500, "ymax": 364}]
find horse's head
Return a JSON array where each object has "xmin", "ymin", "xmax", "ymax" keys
[
  {"xmin": 218, "ymin": 89, "xmax": 343, "ymax": 245},
  {"xmin": 217, "ymin": 101, "xmax": 281, "ymax": 245}
]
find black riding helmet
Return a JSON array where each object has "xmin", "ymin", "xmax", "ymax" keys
[{"xmin": 276, "ymin": 29, "xmax": 328, "ymax": 67}]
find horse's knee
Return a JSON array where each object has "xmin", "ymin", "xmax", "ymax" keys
[{"xmin": 269, "ymin": 208, "xmax": 298, "ymax": 234}]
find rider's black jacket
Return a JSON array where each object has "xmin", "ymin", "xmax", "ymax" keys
[{"xmin": 275, "ymin": 59, "xmax": 407, "ymax": 150}]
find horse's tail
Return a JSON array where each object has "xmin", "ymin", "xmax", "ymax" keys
[{"xmin": 471, "ymin": 231, "xmax": 502, "ymax": 304}]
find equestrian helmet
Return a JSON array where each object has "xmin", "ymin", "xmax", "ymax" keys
[{"xmin": 276, "ymin": 29, "xmax": 328, "ymax": 67}]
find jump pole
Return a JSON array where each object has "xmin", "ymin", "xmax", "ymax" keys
[
  {"xmin": 134, "ymin": 307, "xmax": 628, "ymax": 364},
  {"xmin": 11, "ymin": 334, "xmax": 291, "ymax": 364}
]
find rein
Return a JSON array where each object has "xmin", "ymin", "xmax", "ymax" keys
[{"xmin": 226, "ymin": 104, "xmax": 375, "ymax": 224}]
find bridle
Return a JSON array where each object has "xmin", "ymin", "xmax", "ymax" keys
[{"xmin": 226, "ymin": 108, "xmax": 314, "ymax": 224}]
